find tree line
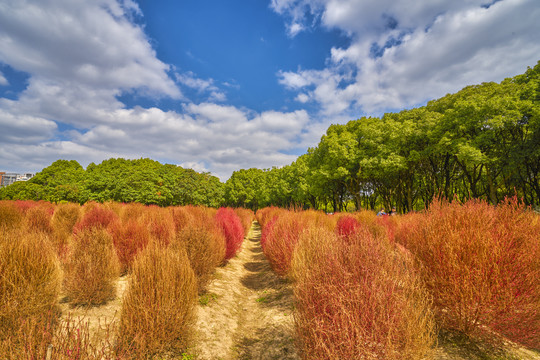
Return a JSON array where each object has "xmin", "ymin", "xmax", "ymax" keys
[
  {"xmin": 2, "ymin": 61, "xmax": 539, "ymax": 211},
  {"xmin": 225, "ymin": 61, "xmax": 540, "ymax": 212},
  {"xmin": 0, "ymin": 158, "xmax": 224, "ymax": 207}
]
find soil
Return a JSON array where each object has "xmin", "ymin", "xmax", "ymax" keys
[{"xmin": 193, "ymin": 221, "xmax": 299, "ymax": 360}]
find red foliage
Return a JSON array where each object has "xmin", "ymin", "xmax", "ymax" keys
[
  {"xmin": 335, "ymin": 215, "xmax": 361, "ymax": 241},
  {"xmin": 13, "ymin": 200, "xmax": 40, "ymax": 213},
  {"xmin": 108, "ymin": 219, "xmax": 151, "ymax": 274},
  {"xmin": 215, "ymin": 207, "xmax": 244, "ymax": 260},
  {"xmin": 73, "ymin": 205, "xmax": 118, "ymax": 235},
  {"xmin": 260, "ymin": 216, "xmax": 277, "ymax": 249},
  {"xmin": 261, "ymin": 212, "xmax": 306, "ymax": 277}
]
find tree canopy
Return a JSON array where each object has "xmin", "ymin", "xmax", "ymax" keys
[
  {"xmin": 223, "ymin": 61, "xmax": 540, "ymax": 212},
  {"xmin": 0, "ymin": 158, "xmax": 224, "ymax": 207}
]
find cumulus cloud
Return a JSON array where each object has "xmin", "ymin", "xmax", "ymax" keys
[
  {"xmin": 274, "ymin": 0, "xmax": 540, "ymax": 115},
  {"xmin": 0, "ymin": 109, "xmax": 57, "ymax": 144},
  {"xmin": 0, "ymin": 0, "xmax": 180, "ymax": 98},
  {"xmin": 0, "ymin": 0, "xmax": 311, "ymax": 179}
]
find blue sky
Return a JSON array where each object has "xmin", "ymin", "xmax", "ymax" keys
[{"xmin": 1, "ymin": 0, "xmax": 539, "ymax": 179}]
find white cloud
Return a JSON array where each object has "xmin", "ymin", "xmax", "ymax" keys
[
  {"xmin": 296, "ymin": 93, "xmax": 309, "ymax": 103},
  {"xmin": 180, "ymin": 161, "xmax": 209, "ymax": 174},
  {"xmin": 175, "ymin": 71, "xmax": 226, "ymax": 102},
  {"xmin": 0, "ymin": 71, "xmax": 7, "ymax": 86},
  {"xmin": 273, "ymin": 0, "xmax": 540, "ymax": 115},
  {"xmin": 0, "ymin": 0, "xmax": 180, "ymax": 99},
  {"xmin": 1, "ymin": 0, "xmax": 298, "ymax": 179},
  {"xmin": 0, "ymin": 109, "xmax": 57, "ymax": 144}
]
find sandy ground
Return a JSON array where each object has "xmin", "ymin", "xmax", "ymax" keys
[
  {"xmin": 58, "ymin": 275, "xmax": 128, "ymax": 351},
  {"xmin": 193, "ymin": 221, "xmax": 299, "ymax": 360}
]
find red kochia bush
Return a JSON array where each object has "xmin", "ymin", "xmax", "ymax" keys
[
  {"xmin": 395, "ymin": 198, "xmax": 540, "ymax": 348},
  {"xmin": 261, "ymin": 212, "xmax": 306, "ymax": 277},
  {"xmin": 72, "ymin": 205, "xmax": 118, "ymax": 234},
  {"xmin": 108, "ymin": 219, "xmax": 151, "ymax": 274},
  {"xmin": 335, "ymin": 215, "xmax": 361, "ymax": 241},
  {"xmin": 215, "ymin": 207, "xmax": 244, "ymax": 260}
]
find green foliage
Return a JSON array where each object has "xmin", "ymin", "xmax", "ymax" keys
[
  {"xmin": 1, "ymin": 158, "xmax": 224, "ymax": 207},
  {"xmin": 225, "ymin": 61, "xmax": 540, "ymax": 211}
]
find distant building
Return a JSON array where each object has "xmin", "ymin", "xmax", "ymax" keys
[{"xmin": 0, "ymin": 172, "xmax": 35, "ymax": 187}]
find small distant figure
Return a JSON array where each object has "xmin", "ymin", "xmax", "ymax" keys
[
  {"xmin": 377, "ymin": 208, "xmax": 386, "ymax": 216},
  {"xmin": 389, "ymin": 207, "xmax": 397, "ymax": 216}
]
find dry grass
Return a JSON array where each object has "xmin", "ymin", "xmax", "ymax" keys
[
  {"xmin": 234, "ymin": 207, "xmax": 255, "ymax": 235},
  {"xmin": 0, "ymin": 200, "xmax": 23, "ymax": 230},
  {"xmin": 51, "ymin": 203, "xmax": 81, "ymax": 262},
  {"xmin": 24, "ymin": 205, "xmax": 54, "ymax": 234}
]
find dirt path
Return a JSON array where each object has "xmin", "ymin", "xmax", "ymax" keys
[{"xmin": 194, "ymin": 221, "xmax": 299, "ymax": 360}]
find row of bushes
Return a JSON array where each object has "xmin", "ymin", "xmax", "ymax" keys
[
  {"xmin": 0, "ymin": 200, "xmax": 252, "ymax": 359},
  {"xmin": 257, "ymin": 198, "xmax": 540, "ymax": 359}
]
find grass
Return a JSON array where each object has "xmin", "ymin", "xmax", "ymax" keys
[{"xmin": 199, "ymin": 292, "xmax": 219, "ymax": 306}]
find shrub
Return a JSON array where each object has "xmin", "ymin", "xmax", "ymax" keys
[
  {"xmin": 24, "ymin": 205, "xmax": 53, "ymax": 234},
  {"xmin": 0, "ymin": 229, "xmax": 62, "ymax": 358},
  {"xmin": 171, "ymin": 206, "xmax": 193, "ymax": 232},
  {"xmin": 109, "ymin": 219, "xmax": 151, "ymax": 274},
  {"xmin": 119, "ymin": 202, "xmax": 146, "ymax": 223},
  {"xmin": 215, "ymin": 207, "xmax": 244, "ymax": 260},
  {"xmin": 395, "ymin": 198, "xmax": 540, "ymax": 347},
  {"xmin": 335, "ymin": 215, "xmax": 361, "ymax": 241},
  {"xmin": 13, "ymin": 199, "xmax": 40, "ymax": 213},
  {"xmin": 292, "ymin": 226, "xmax": 435, "ymax": 359},
  {"xmin": 73, "ymin": 204, "xmax": 118, "ymax": 234},
  {"xmin": 0, "ymin": 200, "xmax": 23, "ymax": 230},
  {"xmin": 175, "ymin": 224, "xmax": 226, "ymax": 292},
  {"xmin": 141, "ymin": 206, "xmax": 175, "ymax": 246},
  {"xmin": 261, "ymin": 212, "xmax": 306, "ymax": 277},
  {"xmin": 118, "ymin": 242, "xmax": 197, "ymax": 358},
  {"xmin": 255, "ymin": 206, "xmax": 283, "ymax": 228},
  {"xmin": 63, "ymin": 227, "xmax": 120, "ymax": 306},
  {"xmin": 234, "ymin": 207, "xmax": 255, "ymax": 236},
  {"xmin": 51, "ymin": 203, "xmax": 81, "ymax": 261}
]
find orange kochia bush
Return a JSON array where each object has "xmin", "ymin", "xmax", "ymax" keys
[
  {"xmin": 395, "ymin": 197, "xmax": 540, "ymax": 348},
  {"xmin": 292, "ymin": 226, "xmax": 435, "ymax": 359}
]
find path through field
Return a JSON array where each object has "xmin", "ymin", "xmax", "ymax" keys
[{"xmin": 194, "ymin": 221, "xmax": 299, "ymax": 360}]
